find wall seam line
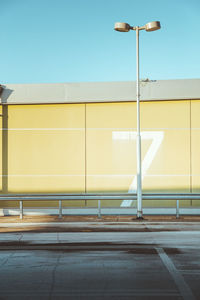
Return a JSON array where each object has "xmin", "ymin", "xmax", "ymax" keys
[
  {"xmin": 190, "ymin": 100, "xmax": 192, "ymax": 205},
  {"xmin": 85, "ymin": 104, "xmax": 87, "ymax": 204}
]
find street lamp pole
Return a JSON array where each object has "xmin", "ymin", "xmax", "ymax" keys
[
  {"xmin": 136, "ymin": 26, "xmax": 142, "ymax": 218},
  {"xmin": 114, "ymin": 21, "xmax": 161, "ymax": 219}
]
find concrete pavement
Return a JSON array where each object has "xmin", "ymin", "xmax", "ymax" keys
[
  {"xmin": 0, "ymin": 218, "xmax": 200, "ymax": 300},
  {"xmin": 0, "ymin": 219, "xmax": 200, "ymax": 299}
]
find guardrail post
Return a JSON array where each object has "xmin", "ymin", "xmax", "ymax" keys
[
  {"xmin": 176, "ymin": 200, "xmax": 179, "ymax": 219},
  {"xmin": 20, "ymin": 200, "xmax": 23, "ymax": 219},
  {"xmin": 59, "ymin": 200, "xmax": 62, "ymax": 219},
  {"xmin": 98, "ymin": 200, "xmax": 101, "ymax": 219}
]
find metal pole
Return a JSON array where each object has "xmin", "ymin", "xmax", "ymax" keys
[
  {"xmin": 59, "ymin": 200, "xmax": 62, "ymax": 219},
  {"xmin": 136, "ymin": 27, "xmax": 142, "ymax": 218},
  {"xmin": 20, "ymin": 200, "xmax": 23, "ymax": 219},
  {"xmin": 98, "ymin": 200, "xmax": 101, "ymax": 219},
  {"xmin": 176, "ymin": 200, "xmax": 180, "ymax": 219}
]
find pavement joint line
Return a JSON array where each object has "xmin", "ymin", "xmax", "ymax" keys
[
  {"xmin": 49, "ymin": 251, "xmax": 61, "ymax": 300},
  {"xmin": 18, "ymin": 233, "xmax": 23, "ymax": 241},
  {"xmin": 180, "ymin": 270, "xmax": 200, "ymax": 274},
  {"xmin": 0, "ymin": 252, "xmax": 15, "ymax": 266},
  {"xmin": 156, "ymin": 247, "xmax": 195, "ymax": 300}
]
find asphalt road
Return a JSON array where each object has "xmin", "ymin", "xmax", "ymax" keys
[{"xmin": 0, "ymin": 223, "xmax": 200, "ymax": 299}]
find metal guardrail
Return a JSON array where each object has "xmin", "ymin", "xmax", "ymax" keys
[{"xmin": 1, "ymin": 193, "xmax": 200, "ymax": 219}]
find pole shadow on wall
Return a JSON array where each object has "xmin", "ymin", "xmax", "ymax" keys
[{"xmin": 0, "ymin": 86, "xmax": 13, "ymax": 202}]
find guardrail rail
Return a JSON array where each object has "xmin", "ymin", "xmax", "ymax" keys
[{"xmin": 1, "ymin": 193, "xmax": 200, "ymax": 219}]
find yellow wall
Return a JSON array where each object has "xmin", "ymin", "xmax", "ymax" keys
[
  {"xmin": 1, "ymin": 104, "xmax": 85, "ymax": 207},
  {"xmin": 191, "ymin": 100, "xmax": 200, "ymax": 206},
  {"xmin": 0, "ymin": 100, "xmax": 199, "ymax": 208}
]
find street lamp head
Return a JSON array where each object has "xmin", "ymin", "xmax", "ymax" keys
[
  {"xmin": 114, "ymin": 21, "xmax": 161, "ymax": 32},
  {"xmin": 114, "ymin": 22, "xmax": 131, "ymax": 32},
  {"xmin": 145, "ymin": 21, "xmax": 161, "ymax": 32}
]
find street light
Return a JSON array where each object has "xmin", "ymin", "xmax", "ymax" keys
[{"xmin": 114, "ymin": 21, "xmax": 161, "ymax": 218}]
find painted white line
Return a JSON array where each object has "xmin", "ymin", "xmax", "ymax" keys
[
  {"xmin": 1, "ymin": 128, "xmax": 85, "ymax": 131},
  {"xmin": 88, "ymin": 127, "xmax": 192, "ymax": 130},
  {"xmin": 156, "ymin": 247, "xmax": 195, "ymax": 300},
  {"xmin": 0, "ymin": 174, "xmax": 84, "ymax": 177},
  {"xmin": 1, "ymin": 127, "xmax": 197, "ymax": 131},
  {"xmin": 0, "ymin": 174, "xmax": 195, "ymax": 177}
]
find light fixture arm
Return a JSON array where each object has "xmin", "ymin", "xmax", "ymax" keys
[{"xmin": 131, "ymin": 26, "xmax": 145, "ymax": 31}]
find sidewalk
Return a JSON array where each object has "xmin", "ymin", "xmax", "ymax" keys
[
  {"xmin": 2, "ymin": 214, "xmax": 200, "ymax": 223},
  {"xmin": 1, "ymin": 215, "xmax": 200, "ymax": 233}
]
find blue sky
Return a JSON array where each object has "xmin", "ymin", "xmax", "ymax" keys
[{"xmin": 0, "ymin": 0, "xmax": 200, "ymax": 83}]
